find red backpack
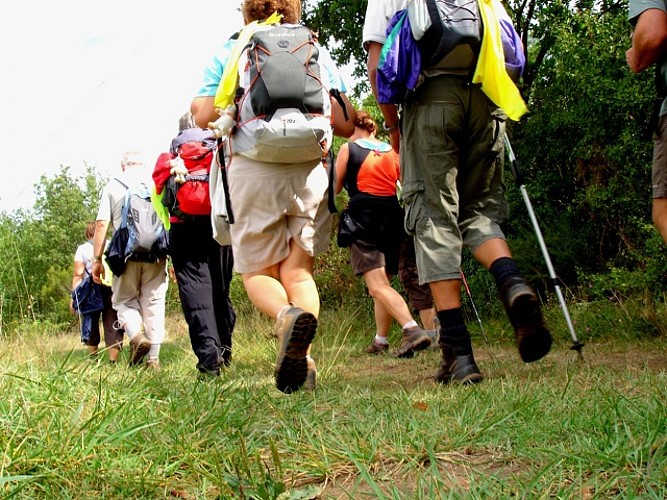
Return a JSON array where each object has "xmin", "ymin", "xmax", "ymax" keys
[{"xmin": 155, "ymin": 129, "xmax": 217, "ymax": 219}]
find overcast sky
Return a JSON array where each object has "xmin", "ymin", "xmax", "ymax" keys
[{"xmin": 0, "ymin": 1, "xmax": 244, "ymax": 213}]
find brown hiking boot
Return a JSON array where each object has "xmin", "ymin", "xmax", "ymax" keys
[
  {"xmin": 146, "ymin": 358, "xmax": 160, "ymax": 371},
  {"xmin": 274, "ymin": 306, "xmax": 317, "ymax": 394},
  {"xmin": 434, "ymin": 344, "xmax": 483, "ymax": 385},
  {"xmin": 366, "ymin": 339, "xmax": 389, "ymax": 355},
  {"xmin": 129, "ymin": 333, "xmax": 150, "ymax": 367},
  {"xmin": 505, "ymin": 281, "xmax": 552, "ymax": 363},
  {"xmin": 393, "ymin": 326, "xmax": 431, "ymax": 358}
]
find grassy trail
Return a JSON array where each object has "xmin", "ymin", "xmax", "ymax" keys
[{"xmin": 1, "ymin": 307, "xmax": 665, "ymax": 499}]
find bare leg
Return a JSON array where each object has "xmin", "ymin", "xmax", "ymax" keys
[
  {"xmin": 418, "ymin": 307, "xmax": 436, "ymax": 330},
  {"xmin": 373, "ymin": 298, "xmax": 393, "ymax": 339},
  {"xmin": 363, "ymin": 267, "xmax": 414, "ymax": 326},
  {"xmin": 247, "ymin": 241, "xmax": 318, "ymax": 393},
  {"xmin": 364, "ymin": 267, "xmax": 430, "ymax": 357},
  {"xmin": 242, "ymin": 240, "xmax": 319, "ymax": 320},
  {"xmin": 242, "ymin": 266, "xmax": 288, "ymax": 320},
  {"xmin": 280, "ymin": 240, "xmax": 319, "ymax": 318},
  {"xmin": 471, "ymin": 237, "xmax": 513, "ymax": 270},
  {"xmin": 429, "ymin": 279, "xmax": 463, "ymax": 311},
  {"xmin": 652, "ymin": 198, "xmax": 667, "ymax": 244}
]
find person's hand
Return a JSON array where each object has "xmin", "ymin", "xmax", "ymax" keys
[
  {"xmin": 69, "ymin": 299, "xmax": 76, "ymax": 315},
  {"xmin": 92, "ymin": 260, "xmax": 104, "ymax": 284}
]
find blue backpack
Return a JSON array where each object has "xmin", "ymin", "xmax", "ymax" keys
[
  {"xmin": 71, "ymin": 271, "xmax": 104, "ymax": 314},
  {"xmin": 105, "ymin": 178, "xmax": 169, "ymax": 276}
]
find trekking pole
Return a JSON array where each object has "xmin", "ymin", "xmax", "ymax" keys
[
  {"xmin": 460, "ymin": 270, "xmax": 489, "ymax": 343},
  {"xmin": 504, "ymin": 135, "xmax": 584, "ymax": 359}
]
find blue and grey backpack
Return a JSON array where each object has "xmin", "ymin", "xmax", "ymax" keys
[{"xmin": 105, "ymin": 178, "xmax": 168, "ymax": 276}]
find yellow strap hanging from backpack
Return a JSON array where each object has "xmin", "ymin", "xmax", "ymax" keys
[
  {"xmin": 473, "ymin": 0, "xmax": 528, "ymax": 121},
  {"xmin": 214, "ymin": 12, "xmax": 284, "ymax": 110},
  {"xmin": 151, "ymin": 186, "xmax": 171, "ymax": 231}
]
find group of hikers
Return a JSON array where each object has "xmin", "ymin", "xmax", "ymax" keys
[{"xmin": 69, "ymin": 0, "xmax": 666, "ymax": 394}]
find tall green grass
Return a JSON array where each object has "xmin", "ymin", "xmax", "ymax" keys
[{"xmin": 0, "ymin": 299, "xmax": 665, "ymax": 499}]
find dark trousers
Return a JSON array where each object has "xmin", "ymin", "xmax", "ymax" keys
[
  {"xmin": 169, "ymin": 217, "xmax": 236, "ymax": 373},
  {"xmin": 82, "ymin": 286, "xmax": 123, "ymax": 348}
]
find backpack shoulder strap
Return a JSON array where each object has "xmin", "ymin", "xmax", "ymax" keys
[
  {"xmin": 214, "ymin": 12, "xmax": 284, "ymax": 110},
  {"xmin": 344, "ymin": 142, "xmax": 372, "ymax": 197},
  {"xmin": 114, "ymin": 177, "xmax": 129, "ymax": 190},
  {"xmin": 113, "ymin": 177, "xmax": 131, "ymax": 229}
]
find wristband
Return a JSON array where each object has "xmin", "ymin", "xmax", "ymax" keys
[
  {"xmin": 383, "ymin": 121, "xmax": 399, "ymax": 133},
  {"xmin": 94, "ymin": 256, "xmax": 103, "ymax": 262}
]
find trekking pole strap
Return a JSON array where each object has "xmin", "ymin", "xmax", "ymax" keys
[{"xmin": 216, "ymin": 140, "xmax": 235, "ymax": 225}]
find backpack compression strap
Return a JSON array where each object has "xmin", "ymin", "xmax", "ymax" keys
[{"xmin": 329, "ymin": 89, "xmax": 349, "ymax": 122}]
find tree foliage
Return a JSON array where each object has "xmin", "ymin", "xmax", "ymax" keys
[
  {"xmin": 507, "ymin": 1, "xmax": 661, "ymax": 288},
  {"xmin": 0, "ymin": 167, "xmax": 106, "ymax": 330},
  {"xmin": 303, "ymin": 0, "xmax": 369, "ymax": 94}
]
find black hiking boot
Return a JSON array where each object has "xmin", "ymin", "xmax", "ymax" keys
[
  {"xmin": 503, "ymin": 280, "xmax": 552, "ymax": 363},
  {"xmin": 435, "ymin": 347, "xmax": 484, "ymax": 385},
  {"xmin": 434, "ymin": 332, "xmax": 483, "ymax": 385}
]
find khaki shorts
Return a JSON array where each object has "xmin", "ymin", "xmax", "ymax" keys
[
  {"xmin": 227, "ymin": 155, "xmax": 333, "ymax": 274},
  {"xmin": 653, "ymin": 115, "xmax": 667, "ymax": 199},
  {"xmin": 401, "ymin": 76, "xmax": 508, "ymax": 284}
]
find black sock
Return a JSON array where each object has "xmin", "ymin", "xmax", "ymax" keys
[
  {"xmin": 489, "ymin": 256, "xmax": 523, "ymax": 292},
  {"xmin": 436, "ymin": 308, "xmax": 472, "ymax": 353}
]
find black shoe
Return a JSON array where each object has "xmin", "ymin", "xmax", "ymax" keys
[
  {"xmin": 197, "ymin": 362, "xmax": 221, "ymax": 378},
  {"xmin": 505, "ymin": 281, "xmax": 552, "ymax": 363},
  {"xmin": 274, "ymin": 307, "xmax": 317, "ymax": 394},
  {"xmin": 434, "ymin": 345, "xmax": 483, "ymax": 385}
]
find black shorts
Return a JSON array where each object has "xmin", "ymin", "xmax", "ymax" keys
[{"xmin": 350, "ymin": 239, "xmax": 400, "ymax": 276}]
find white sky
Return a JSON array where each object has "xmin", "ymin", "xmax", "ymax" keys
[{"xmin": 0, "ymin": 1, "xmax": 245, "ymax": 213}]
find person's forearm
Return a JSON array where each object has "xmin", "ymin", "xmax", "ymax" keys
[
  {"xmin": 627, "ymin": 9, "xmax": 667, "ymax": 73},
  {"xmin": 71, "ymin": 261, "xmax": 85, "ymax": 290},
  {"xmin": 92, "ymin": 221, "xmax": 109, "ymax": 259},
  {"xmin": 332, "ymin": 93, "xmax": 357, "ymax": 137},
  {"xmin": 191, "ymin": 96, "xmax": 218, "ymax": 129}
]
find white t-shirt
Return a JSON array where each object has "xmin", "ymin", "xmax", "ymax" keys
[
  {"xmin": 74, "ymin": 239, "xmax": 112, "ymax": 275},
  {"xmin": 362, "ymin": 0, "xmax": 409, "ymax": 49},
  {"xmin": 74, "ymin": 241, "xmax": 95, "ymax": 274}
]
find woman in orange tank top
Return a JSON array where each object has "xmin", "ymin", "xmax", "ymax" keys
[{"xmin": 335, "ymin": 110, "xmax": 431, "ymax": 358}]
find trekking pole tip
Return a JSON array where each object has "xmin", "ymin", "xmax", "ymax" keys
[{"xmin": 570, "ymin": 341, "xmax": 585, "ymax": 360}]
